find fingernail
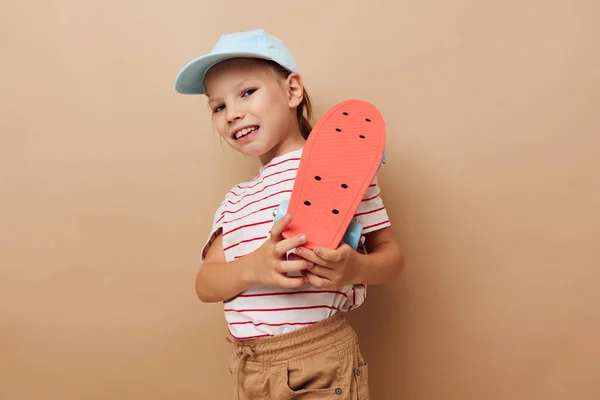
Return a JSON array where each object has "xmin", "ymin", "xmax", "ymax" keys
[
  {"xmin": 315, "ymin": 248, "xmax": 321, "ymax": 255},
  {"xmin": 299, "ymin": 234, "xmax": 306, "ymax": 242},
  {"xmin": 307, "ymin": 262, "xmax": 314, "ymax": 268},
  {"xmin": 296, "ymin": 247, "xmax": 302, "ymax": 255}
]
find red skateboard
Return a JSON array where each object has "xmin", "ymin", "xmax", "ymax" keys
[{"xmin": 274, "ymin": 99, "xmax": 386, "ymax": 250}]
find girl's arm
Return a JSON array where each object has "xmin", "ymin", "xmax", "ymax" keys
[
  {"xmin": 196, "ymin": 215, "xmax": 313, "ymax": 303},
  {"xmin": 355, "ymin": 227, "xmax": 404, "ymax": 285},
  {"xmin": 196, "ymin": 232, "xmax": 255, "ymax": 303}
]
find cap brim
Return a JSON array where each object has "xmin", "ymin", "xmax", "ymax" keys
[{"xmin": 174, "ymin": 52, "xmax": 277, "ymax": 95}]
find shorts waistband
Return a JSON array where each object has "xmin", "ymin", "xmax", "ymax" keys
[{"xmin": 230, "ymin": 313, "xmax": 355, "ymax": 363}]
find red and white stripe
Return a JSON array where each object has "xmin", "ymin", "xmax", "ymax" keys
[{"xmin": 201, "ymin": 148, "xmax": 391, "ymax": 339}]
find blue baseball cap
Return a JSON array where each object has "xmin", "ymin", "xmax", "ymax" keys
[{"xmin": 174, "ymin": 29, "xmax": 298, "ymax": 95}]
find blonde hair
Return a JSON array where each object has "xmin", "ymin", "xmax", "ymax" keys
[{"xmin": 266, "ymin": 61, "xmax": 314, "ymax": 139}]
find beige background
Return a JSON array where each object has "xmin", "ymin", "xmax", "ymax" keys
[{"xmin": 1, "ymin": 0, "xmax": 599, "ymax": 399}]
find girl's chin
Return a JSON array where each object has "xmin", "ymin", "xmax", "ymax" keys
[{"xmin": 233, "ymin": 142, "xmax": 270, "ymax": 158}]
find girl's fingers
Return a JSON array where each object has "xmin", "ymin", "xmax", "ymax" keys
[
  {"xmin": 294, "ymin": 247, "xmax": 328, "ymax": 267},
  {"xmin": 270, "ymin": 214, "xmax": 292, "ymax": 241},
  {"xmin": 273, "ymin": 234, "xmax": 307, "ymax": 258},
  {"xmin": 275, "ymin": 259, "xmax": 314, "ymax": 274}
]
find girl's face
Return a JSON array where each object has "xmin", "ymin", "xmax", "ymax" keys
[{"xmin": 204, "ymin": 58, "xmax": 305, "ymax": 164}]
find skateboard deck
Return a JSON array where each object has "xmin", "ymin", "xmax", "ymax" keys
[{"xmin": 281, "ymin": 99, "xmax": 386, "ymax": 250}]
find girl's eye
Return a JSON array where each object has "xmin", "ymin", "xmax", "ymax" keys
[
  {"xmin": 213, "ymin": 104, "xmax": 225, "ymax": 113},
  {"xmin": 242, "ymin": 88, "xmax": 257, "ymax": 97}
]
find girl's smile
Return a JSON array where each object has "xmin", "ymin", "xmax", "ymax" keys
[{"xmin": 204, "ymin": 57, "xmax": 306, "ymax": 165}]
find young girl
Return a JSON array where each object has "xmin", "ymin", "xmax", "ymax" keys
[{"xmin": 175, "ymin": 29, "xmax": 404, "ymax": 399}]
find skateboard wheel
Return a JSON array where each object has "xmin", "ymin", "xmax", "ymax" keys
[
  {"xmin": 273, "ymin": 200, "xmax": 289, "ymax": 223},
  {"xmin": 343, "ymin": 221, "xmax": 363, "ymax": 250}
]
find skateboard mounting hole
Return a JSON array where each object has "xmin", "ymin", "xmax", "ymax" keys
[
  {"xmin": 359, "ymin": 135, "xmax": 365, "ymax": 139},
  {"xmin": 365, "ymin": 118, "xmax": 371, "ymax": 122},
  {"xmin": 332, "ymin": 209, "xmax": 339, "ymax": 214},
  {"xmin": 343, "ymin": 112, "xmax": 349, "ymax": 116},
  {"xmin": 336, "ymin": 128, "xmax": 341, "ymax": 132},
  {"xmin": 304, "ymin": 201, "xmax": 311, "ymax": 206},
  {"xmin": 341, "ymin": 184, "xmax": 348, "ymax": 189},
  {"xmin": 315, "ymin": 176, "xmax": 321, "ymax": 181}
]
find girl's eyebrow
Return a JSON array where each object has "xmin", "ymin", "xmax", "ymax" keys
[
  {"xmin": 206, "ymin": 91, "xmax": 220, "ymax": 103},
  {"xmin": 207, "ymin": 79, "xmax": 260, "ymax": 103},
  {"xmin": 235, "ymin": 78, "xmax": 259, "ymax": 88}
]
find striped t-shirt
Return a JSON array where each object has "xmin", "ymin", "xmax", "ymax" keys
[{"xmin": 201, "ymin": 148, "xmax": 391, "ymax": 340}]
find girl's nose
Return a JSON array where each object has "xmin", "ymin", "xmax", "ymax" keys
[{"xmin": 226, "ymin": 106, "xmax": 244, "ymax": 123}]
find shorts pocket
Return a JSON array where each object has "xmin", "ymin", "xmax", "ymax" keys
[{"xmin": 276, "ymin": 347, "xmax": 346, "ymax": 399}]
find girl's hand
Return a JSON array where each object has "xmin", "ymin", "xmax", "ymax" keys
[
  {"xmin": 294, "ymin": 244, "xmax": 362, "ymax": 289},
  {"xmin": 248, "ymin": 214, "xmax": 313, "ymax": 288}
]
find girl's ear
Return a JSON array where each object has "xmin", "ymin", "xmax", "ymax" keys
[{"xmin": 286, "ymin": 73, "xmax": 304, "ymax": 108}]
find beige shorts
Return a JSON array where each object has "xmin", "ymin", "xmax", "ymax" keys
[{"xmin": 228, "ymin": 313, "xmax": 370, "ymax": 399}]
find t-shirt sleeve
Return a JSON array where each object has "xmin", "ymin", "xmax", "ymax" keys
[
  {"xmin": 353, "ymin": 176, "xmax": 391, "ymax": 235},
  {"xmin": 201, "ymin": 198, "xmax": 227, "ymax": 262}
]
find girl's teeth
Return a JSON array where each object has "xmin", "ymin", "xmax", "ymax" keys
[{"xmin": 236, "ymin": 127, "xmax": 257, "ymax": 139}]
